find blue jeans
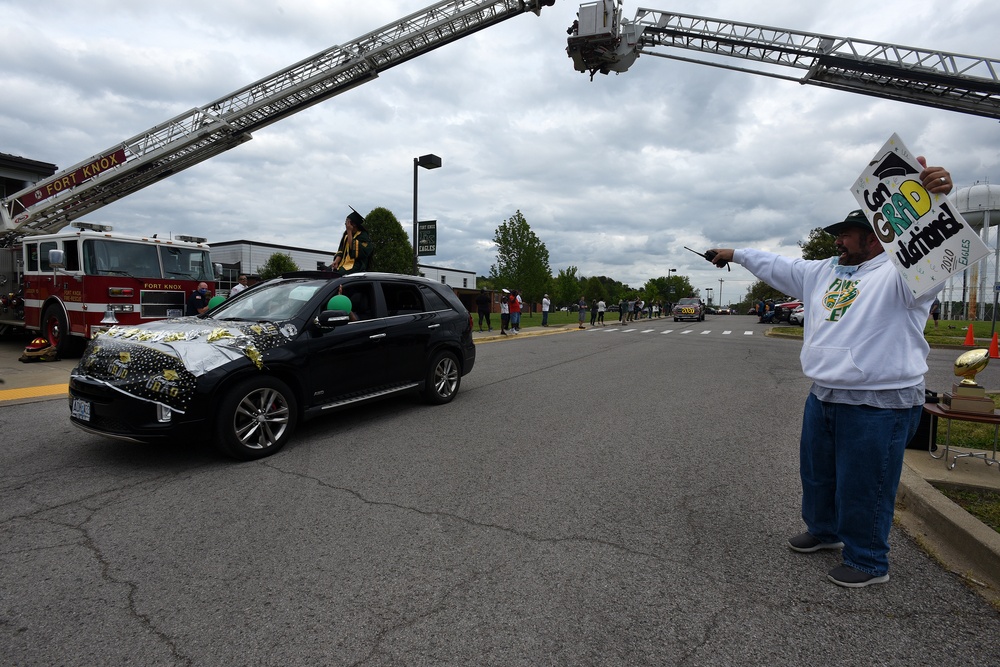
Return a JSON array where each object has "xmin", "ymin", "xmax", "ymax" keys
[
  {"xmin": 542, "ymin": 310, "xmax": 548, "ymax": 325},
  {"xmin": 799, "ymin": 394, "xmax": 921, "ymax": 576}
]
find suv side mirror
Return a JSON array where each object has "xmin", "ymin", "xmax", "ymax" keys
[{"xmin": 315, "ymin": 310, "xmax": 351, "ymax": 329}]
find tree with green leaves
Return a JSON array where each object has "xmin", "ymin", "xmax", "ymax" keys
[
  {"xmin": 552, "ymin": 266, "xmax": 581, "ymax": 309},
  {"xmin": 743, "ymin": 279, "xmax": 790, "ymax": 311},
  {"xmin": 489, "ymin": 210, "xmax": 552, "ymax": 312},
  {"xmin": 584, "ymin": 276, "xmax": 606, "ymax": 302},
  {"xmin": 363, "ymin": 206, "xmax": 413, "ymax": 274},
  {"xmin": 645, "ymin": 274, "xmax": 694, "ymax": 306},
  {"xmin": 257, "ymin": 253, "xmax": 299, "ymax": 280},
  {"xmin": 799, "ymin": 227, "xmax": 839, "ymax": 260}
]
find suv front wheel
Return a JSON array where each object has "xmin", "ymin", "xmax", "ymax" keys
[{"xmin": 216, "ymin": 376, "xmax": 298, "ymax": 460}]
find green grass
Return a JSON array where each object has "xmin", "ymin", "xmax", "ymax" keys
[
  {"xmin": 500, "ymin": 310, "xmax": 669, "ymax": 328},
  {"xmin": 934, "ymin": 486, "xmax": 1000, "ymax": 534}
]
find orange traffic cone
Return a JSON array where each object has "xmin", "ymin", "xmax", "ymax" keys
[
  {"xmin": 965, "ymin": 324, "xmax": 976, "ymax": 346},
  {"xmin": 990, "ymin": 333, "xmax": 999, "ymax": 359}
]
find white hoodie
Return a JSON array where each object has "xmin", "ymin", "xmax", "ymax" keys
[{"xmin": 734, "ymin": 248, "xmax": 945, "ymax": 391}]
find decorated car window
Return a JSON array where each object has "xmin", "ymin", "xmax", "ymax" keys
[{"xmin": 213, "ymin": 281, "xmax": 322, "ymax": 322}]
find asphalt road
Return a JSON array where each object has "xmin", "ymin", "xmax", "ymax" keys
[{"xmin": 1, "ymin": 322, "xmax": 998, "ymax": 666}]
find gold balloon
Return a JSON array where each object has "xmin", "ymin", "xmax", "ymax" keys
[{"xmin": 954, "ymin": 348, "xmax": 990, "ymax": 386}]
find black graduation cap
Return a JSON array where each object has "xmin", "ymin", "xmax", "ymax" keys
[{"xmin": 347, "ymin": 206, "xmax": 366, "ymax": 229}]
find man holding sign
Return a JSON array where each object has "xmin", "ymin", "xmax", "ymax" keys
[{"xmin": 707, "ymin": 155, "xmax": 958, "ymax": 588}]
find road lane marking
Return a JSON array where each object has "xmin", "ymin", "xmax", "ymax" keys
[{"xmin": 0, "ymin": 383, "xmax": 69, "ymax": 403}]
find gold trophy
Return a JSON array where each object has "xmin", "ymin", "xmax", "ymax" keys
[{"xmin": 942, "ymin": 349, "xmax": 995, "ymax": 414}]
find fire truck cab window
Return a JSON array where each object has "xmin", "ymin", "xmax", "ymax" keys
[
  {"xmin": 63, "ymin": 240, "xmax": 80, "ymax": 271},
  {"xmin": 38, "ymin": 241, "xmax": 57, "ymax": 271},
  {"xmin": 84, "ymin": 239, "xmax": 160, "ymax": 278},
  {"xmin": 25, "ymin": 243, "xmax": 38, "ymax": 272},
  {"xmin": 163, "ymin": 247, "xmax": 213, "ymax": 282}
]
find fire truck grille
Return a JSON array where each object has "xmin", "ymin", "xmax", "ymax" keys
[{"xmin": 140, "ymin": 290, "xmax": 186, "ymax": 318}]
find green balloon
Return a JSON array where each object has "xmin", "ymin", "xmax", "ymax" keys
[
  {"xmin": 327, "ymin": 294, "xmax": 352, "ymax": 312},
  {"xmin": 207, "ymin": 295, "xmax": 226, "ymax": 309}
]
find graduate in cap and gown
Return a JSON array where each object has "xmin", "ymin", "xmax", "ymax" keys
[{"xmin": 332, "ymin": 207, "xmax": 373, "ymax": 275}]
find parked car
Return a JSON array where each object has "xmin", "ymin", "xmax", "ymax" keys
[
  {"xmin": 774, "ymin": 299, "xmax": 803, "ymax": 322},
  {"xmin": 789, "ymin": 305, "xmax": 805, "ymax": 326},
  {"xmin": 673, "ymin": 297, "xmax": 705, "ymax": 322},
  {"xmin": 68, "ymin": 272, "xmax": 476, "ymax": 460}
]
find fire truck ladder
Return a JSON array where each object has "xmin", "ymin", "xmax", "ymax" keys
[
  {"xmin": 0, "ymin": 0, "xmax": 556, "ymax": 245},
  {"xmin": 568, "ymin": 3, "xmax": 1000, "ymax": 120}
]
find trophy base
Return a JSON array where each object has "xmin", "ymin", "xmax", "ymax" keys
[
  {"xmin": 941, "ymin": 392, "xmax": 996, "ymax": 415},
  {"xmin": 952, "ymin": 383, "xmax": 987, "ymax": 398}
]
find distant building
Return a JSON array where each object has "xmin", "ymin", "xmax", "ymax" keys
[
  {"xmin": 210, "ymin": 239, "xmax": 335, "ymax": 293},
  {"xmin": 1, "ymin": 152, "xmax": 58, "ymax": 201},
  {"xmin": 416, "ymin": 263, "xmax": 476, "ymax": 290},
  {"xmin": 209, "ymin": 240, "xmax": 479, "ymax": 304}
]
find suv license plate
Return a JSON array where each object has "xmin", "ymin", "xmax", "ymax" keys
[{"xmin": 71, "ymin": 398, "xmax": 91, "ymax": 422}]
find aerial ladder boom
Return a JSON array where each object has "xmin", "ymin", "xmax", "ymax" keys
[
  {"xmin": 568, "ymin": 1, "xmax": 1000, "ymax": 120},
  {"xmin": 0, "ymin": 0, "xmax": 557, "ymax": 245}
]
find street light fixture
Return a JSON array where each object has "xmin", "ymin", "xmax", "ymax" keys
[{"xmin": 413, "ymin": 154, "xmax": 442, "ymax": 275}]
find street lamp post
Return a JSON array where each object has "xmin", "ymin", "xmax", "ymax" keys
[
  {"xmin": 412, "ymin": 154, "xmax": 442, "ymax": 275},
  {"xmin": 718, "ymin": 278, "xmax": 724, "ymax": 308}
]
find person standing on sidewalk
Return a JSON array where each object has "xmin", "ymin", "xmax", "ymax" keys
[
  {"xmin": 707, "ymin": 157, "xmax": 954, "ymax": 588},
  {"xmin": 577, "ymin": 296, "xmax": 587, "ymax": 329},
  {"xmin": 510, "ymin": 289, "xmax": 522, "ymax": 334},
  {"xmin": 499, "ymin": 289, "xmax": 510, "ymax": 336},
  {"xmin": 597, "ymin": 298, "xmax": 606, "ymax": 326},
  {"xmin": 475, "ymin": 288, "xmax": 492, "ymax": 333},
  {"xmin": 541, "ymin": 293, "xmax": 551, "ymax": 327}
]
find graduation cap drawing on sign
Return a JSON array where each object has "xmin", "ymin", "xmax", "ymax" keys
[{"xmin": 868, "ymin": 152, "xmax": 918, "ymax": 180}]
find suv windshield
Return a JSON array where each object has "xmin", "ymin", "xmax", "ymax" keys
[
  {"xmin": 677, "ymin": 298, "xmax": 700, "ymax": 305},
  {"xmin": 214, "ymin": 280, "xmax": 324, "ymax": 321}
]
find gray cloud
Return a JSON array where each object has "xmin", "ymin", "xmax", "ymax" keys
[{"xmin": 2, "ymin": 0, "xmax": 998, "ymax": 299}]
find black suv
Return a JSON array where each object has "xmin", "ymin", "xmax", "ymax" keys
[{"xmin": 68, "ymin": 272, "xmax": 475, "ymax": 460}]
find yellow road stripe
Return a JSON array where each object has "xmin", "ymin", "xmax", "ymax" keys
[{"xmin": 0, "ymin": 384, "xmax": 69, "ymax": 402}]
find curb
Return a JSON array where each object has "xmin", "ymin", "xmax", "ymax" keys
[{"xmin": 895, "ymin": 464, "xmax": 1000, "ymax": 606}]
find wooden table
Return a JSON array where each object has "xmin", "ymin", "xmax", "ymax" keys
[{"xmin": 923, "ymin": 402, "xmax": 1000, "ymax": 471}]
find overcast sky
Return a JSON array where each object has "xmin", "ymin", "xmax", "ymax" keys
[{"xmin": 3, "ymin": 0, "xmax": 999, "ymax": 303}]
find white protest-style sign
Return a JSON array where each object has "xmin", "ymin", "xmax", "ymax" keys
[{"xmin": 851, "ymin": 133, "xmax": 990, "ymax": 298}]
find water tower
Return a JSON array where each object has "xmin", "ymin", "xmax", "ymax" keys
[{"xmin": 953, "ymin": 182, "xmax": 1000, "ymax": 320}]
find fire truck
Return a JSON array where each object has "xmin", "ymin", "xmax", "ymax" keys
[
  {"xmin": 2, "ymin": 0, "xmax": 998, "ymax": 355},
  {"xmin": 0, "ymin": 224, "xmax": 214, "ymax": 356}
]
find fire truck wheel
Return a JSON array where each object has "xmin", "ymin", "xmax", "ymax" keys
[
  {"xmin": 215, "ymin": 376, "xmax": 298, "ymax": 460},
  {"xmin": 41, "ymin": 304, "xmax": 77, "ymax": 357}
]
